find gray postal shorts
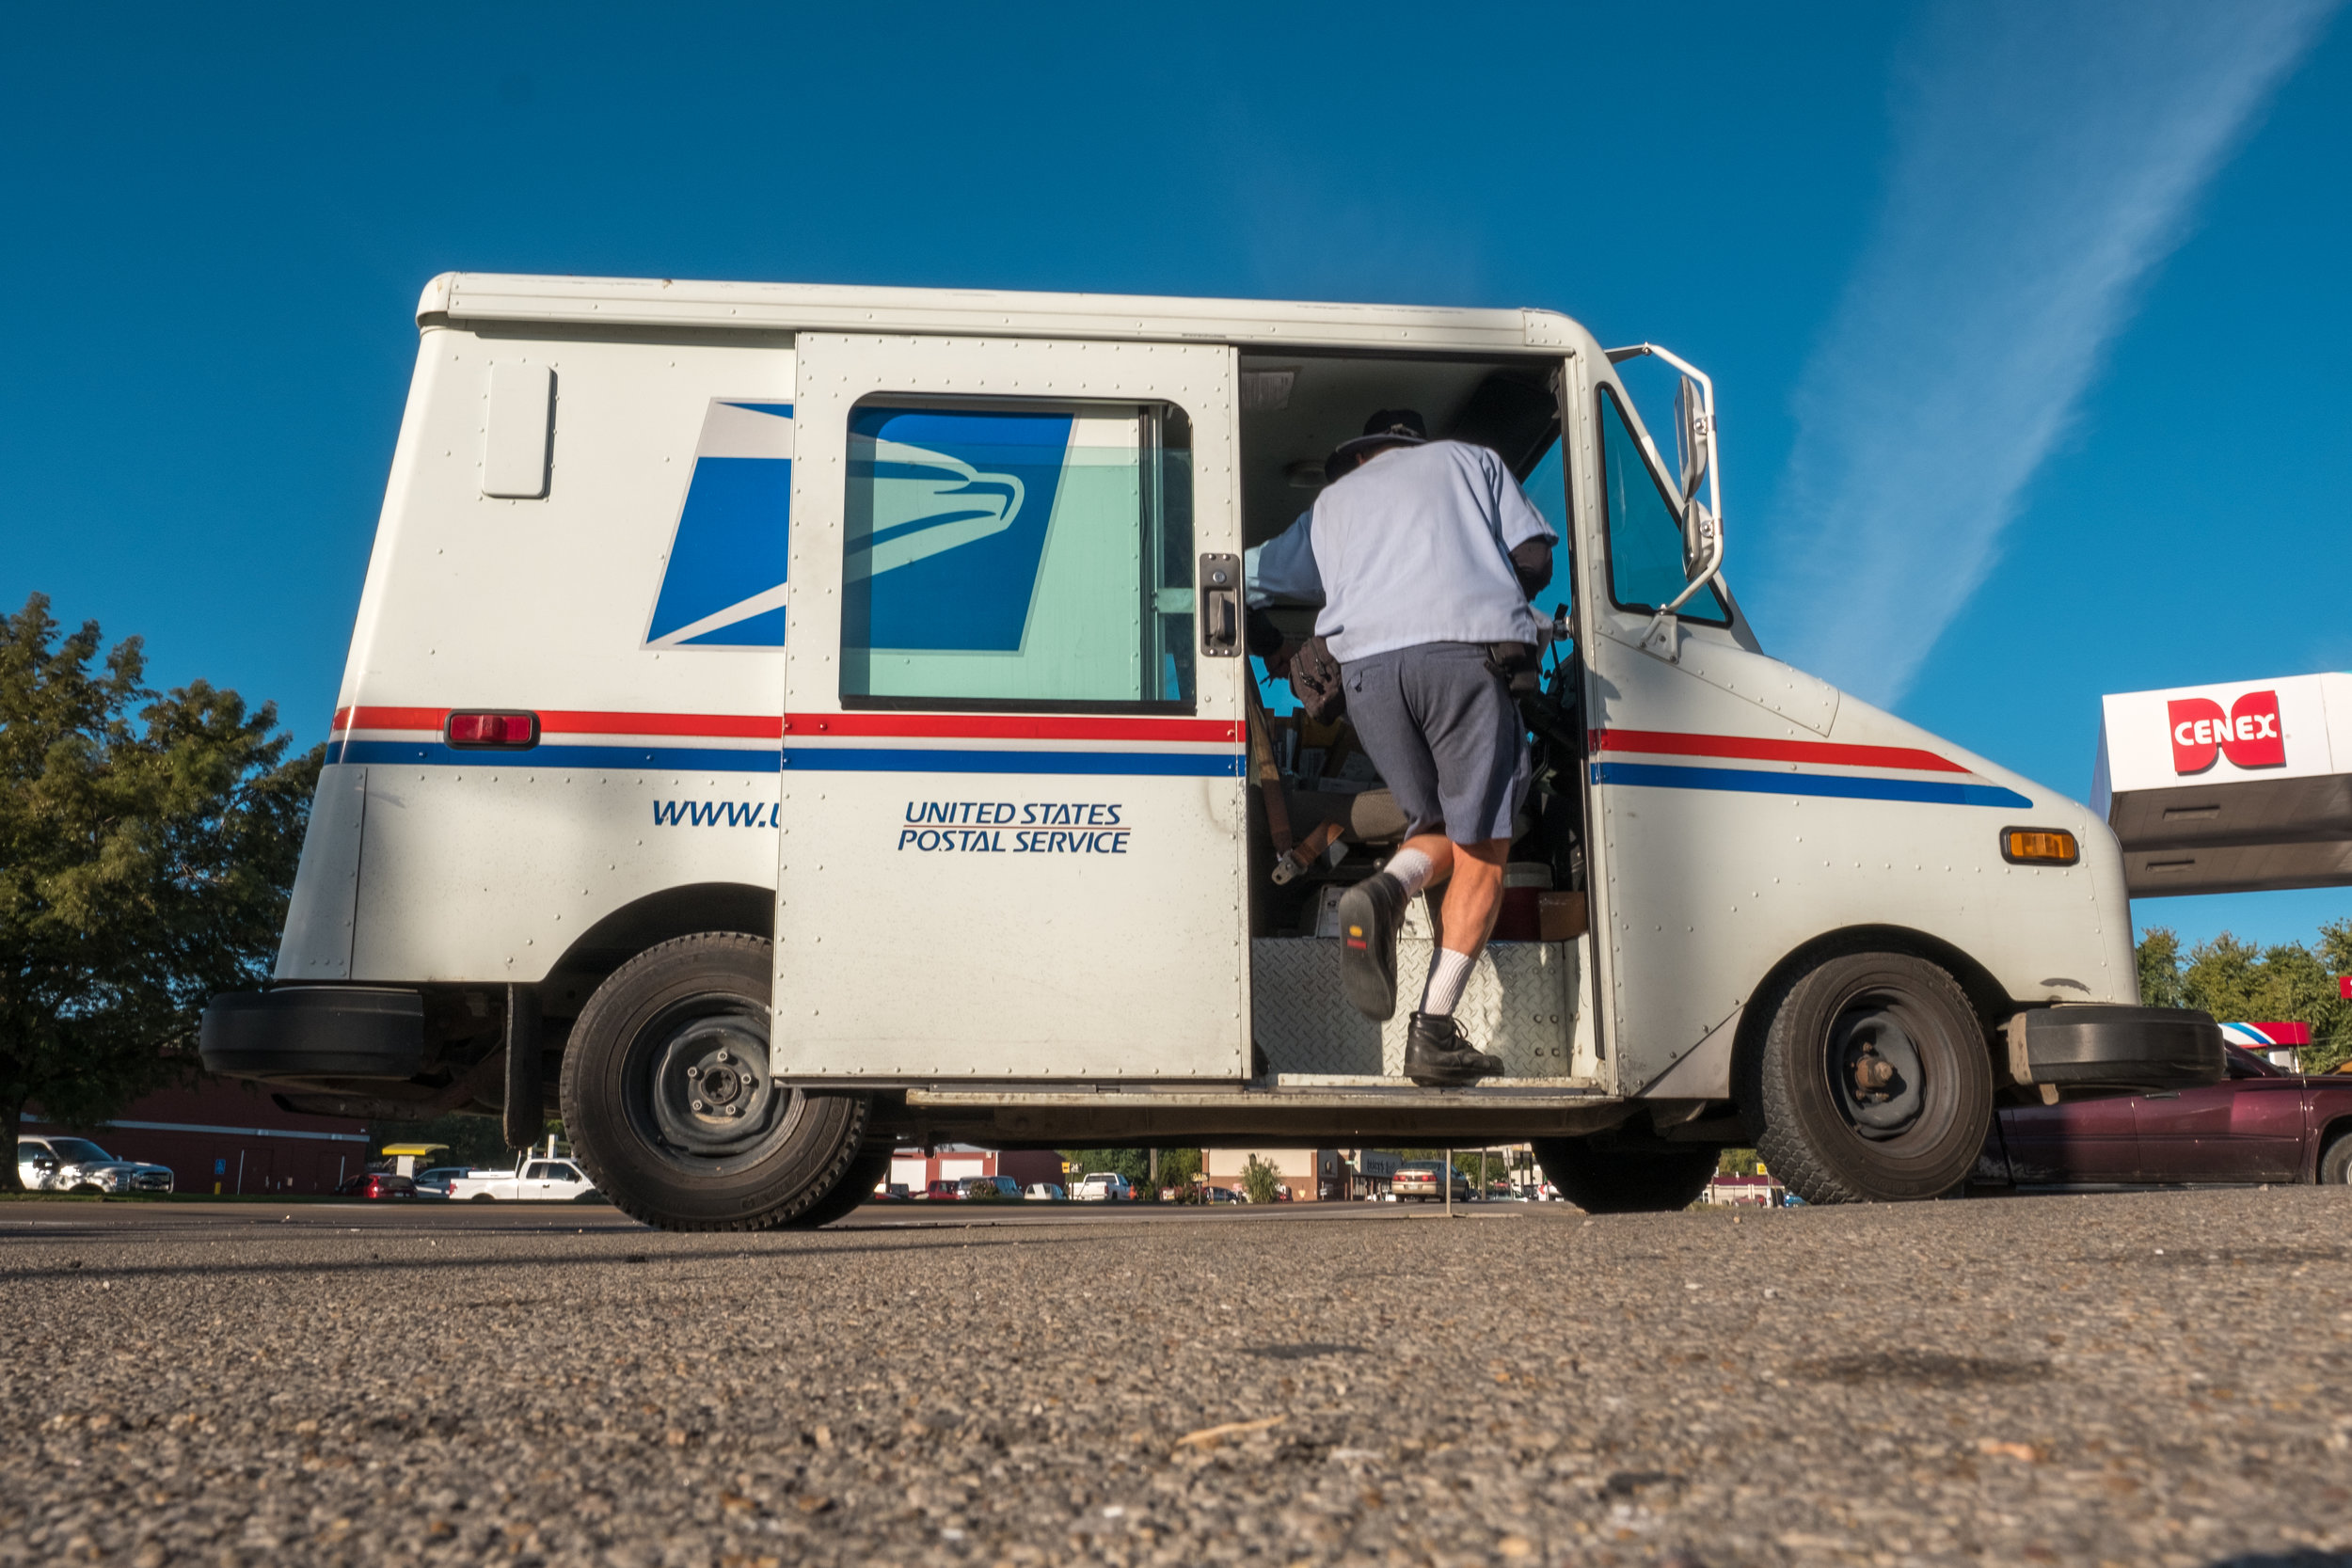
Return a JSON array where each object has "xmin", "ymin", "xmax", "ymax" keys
[{"xmin": 1341, "ymin": 641, "xmax": 1531, "ymax": 845}]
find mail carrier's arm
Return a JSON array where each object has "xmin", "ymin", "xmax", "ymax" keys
[
  {"xmin": 1244, "ymin": 513, "xmax": 1327, "ymax": 672},
  {"xmin": 1490, "ymin": 450, "xmax": 1558, "ymax": 600},
  {"xmin": 1508, "ymin": 538, "xmax": 1552, "ymax": 599},
  {"xmin": 1245, "ymin": 514, "xmax": 1324, "ymax": 610}
]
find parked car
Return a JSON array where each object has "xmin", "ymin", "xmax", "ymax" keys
[
  {"xmin": 1023, "ymin": 1182, "xmax": 1066, "ymax": 1201},
  {"xmin": 336, "ymin": 1172, "xmax": 418, "ymax": 1200},
  {"xmin": 15, "ymin": 1136, "xmax": 175, "ymax": 1195},
  {"xmin": 1983, "ymin": 1044, "xmax": 2352, "ymax": 1188},
  {"xmin": 1073, "ymin": 1173, "xmax": 1133, "ymax": 1202},
  {"xmin": 1391, "ymin": 1161, "xmax": 1472, "ymax": 1202},
  {"xmin": 877, "ymin": 1182, "xmax": 913, "ymax": 1200},
  {"xmin": 958, "ymin": 1175, "xmax": 1022, "ymax": 1201},
  {"xmin": 1204, "ymin": 1184, "xmax": 1241, "ymax": 1203},
  {"xmin": 924, "ymin": 1180, "xmax": 961, "ymax": 1201},
  {"xmin": 412, "ymin": 1166, "xmax": 468, "ymax": 1198}
]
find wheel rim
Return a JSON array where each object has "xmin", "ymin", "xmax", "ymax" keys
[
  {"xmin": 622, "ymin": 995, "xmax": 808, "ymax": 1177},
  {"xmin": 1827, "ymin": 995, "xmax": 1931, "ymax": 1141}
]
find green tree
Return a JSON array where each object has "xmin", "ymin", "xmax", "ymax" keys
[
  {"xmin": 1, "ymin": 594, "xmax": 320, "ymax": 1189},
  {"xmin": 2137, "ymin": 921, "xmax": 2352, "ymax": 1072},
  {"xmin": 1240, "ymin": 1153, "xmax": 1282, "ymax": 1205},
  {"xmin": 2137, "ymin": 927, "xmax": 2187, "ymax": 1009}
]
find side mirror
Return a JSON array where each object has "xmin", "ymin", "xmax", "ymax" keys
[{"xmin": 1674, "ymin": 374, "xmax": 1710, "ymax": 502}]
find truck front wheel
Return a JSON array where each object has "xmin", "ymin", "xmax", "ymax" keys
[
  {"xmin": 1750, "ymin": 951, "xmax": 1992, "ymax": 1205},
  {"xmin": 561, "ymin": 932, "xmax": 871, "ymax": 1231}
]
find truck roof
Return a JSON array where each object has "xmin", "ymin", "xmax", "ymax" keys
[{"xmin": 418, "ymin": 272, "xmax": 1585, "ymax": 356}]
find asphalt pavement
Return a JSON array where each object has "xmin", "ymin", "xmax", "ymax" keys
[{"xmin": 2, "ymin": 1189, "xmax": 2348, "ymax": 1567}]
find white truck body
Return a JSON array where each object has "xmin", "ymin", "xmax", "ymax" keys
[{"xmin": 199, "ymin": 272, "xmax": 2219, "ymax": 1227}]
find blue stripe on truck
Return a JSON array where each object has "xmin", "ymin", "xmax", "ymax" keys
[
  {"xmin": 334, "ymin": 740, "xmax": 1240, "ymax": 778},
  {"xmin": 784, "ymin": 747, "xmax": 1242, "ymax": 777},
  {"xmin": 1591, "ymin": 760, "xmax": 2034, "ymax": 810}
]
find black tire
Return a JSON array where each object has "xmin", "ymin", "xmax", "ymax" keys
[
  {"xmin": 469, "ymin": 1193, "xmax": 494, "ymax": 1203},
  {"xmin": 1749, "ymin": 951, "xmax": 1993, "ymax": 1205},
  {"xmin": 2320, "ymin": 1131, "xmax": 2352, "ymax": 1185},
  {"xmin": 1531, "ymin": 1137, "xmax": 1718, "ymax": 1213},
  {"xmin": 783, "ymin": 1147, "xmax": 891, "ymax": 1229},
  {"xmin": 560, "ymin": 932, "xmax": 871, "ymax": 1232}
]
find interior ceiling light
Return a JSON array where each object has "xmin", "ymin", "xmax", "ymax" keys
[{"xmin": 1241, "ymin": 369, "xmax": 1296, "ymax": 412}]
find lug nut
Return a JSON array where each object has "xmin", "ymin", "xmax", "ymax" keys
[
  {"xmin": 690, "ymin": 1099, "xmax": 706, "ymax": 1113},
  {"xmin": 715, "ymin": 1049, "xmax": 732, "ymax": 1065}
]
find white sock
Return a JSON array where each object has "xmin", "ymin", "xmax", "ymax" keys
[
  {"xmin": 1422, "ymin": 947, "xmax": 1475, "ymax": 1017},
  {"xmin": 1384, "ymin": 847, "xmax": 1435, "ymax": 898}
]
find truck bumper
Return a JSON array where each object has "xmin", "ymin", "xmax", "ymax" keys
[
  {"xmin": 2005, "ymin": 1005, "xmax": 2224, "ymax": 1091},
  {"xmin": 199, "ymin": 987, "xmax": 425, "ymax": 1082}
]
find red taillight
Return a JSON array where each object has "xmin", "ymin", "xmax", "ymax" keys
[{"xmin": 446, "ymin": 711, "xmax": 539, "ymax": 749}]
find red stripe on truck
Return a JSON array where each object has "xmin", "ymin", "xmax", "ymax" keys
[
  {"xmin": 1589, "ymin": 728, "xmax": 1969, "ymax": 773},
  {"xmin": 783, "ymin": 713, "xmax": 1241, "ymax": 744},
  {"xmin": 332, "ymin": 706, "xmax": 785, "ymax": 739}
]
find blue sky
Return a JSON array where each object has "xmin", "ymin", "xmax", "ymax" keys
[{"xmin": 3, "ymin": 1, "xmax": 2345, "ymax": 954}]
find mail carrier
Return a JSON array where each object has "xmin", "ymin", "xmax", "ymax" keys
[{"xmin": 199, "ymin": 273, "xmax": 2223, "ymax": 1228}]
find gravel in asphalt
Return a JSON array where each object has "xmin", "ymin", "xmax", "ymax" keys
[{"xmin": 2, "ymin": 1188, "xmax": 2349, "ymax": 1567}]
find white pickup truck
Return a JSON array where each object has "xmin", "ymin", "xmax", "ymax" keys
[{"xmin": 446, "ymin": 1155, "xmax": 598, "ymax": 1202}]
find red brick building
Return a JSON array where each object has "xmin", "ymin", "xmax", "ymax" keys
[{"xmin": 24, "ymin": 1080, "xmax": 373, "ymax": 1195}]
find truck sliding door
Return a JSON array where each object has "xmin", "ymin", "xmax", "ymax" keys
[{"xmin": 772, "ymin": 334, "xmax": 1248, "ymax": 1083}]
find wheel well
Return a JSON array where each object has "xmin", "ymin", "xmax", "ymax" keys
[
  {"xmin": 538, "ymin": 882, "xmax": 772, "ymax": 1020},
  {"xmin": 2318, "ymin": 1115, "xmax": 2352, "ymax": 1161},
  {"xmin": 1729, "ymin": 924, "xmax": 2014, "ymax": 1140}
]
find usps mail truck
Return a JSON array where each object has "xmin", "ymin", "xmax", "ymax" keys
[{"xmin": 199, "ymin": 273, "xmax": 2222, "ymax": 1229}]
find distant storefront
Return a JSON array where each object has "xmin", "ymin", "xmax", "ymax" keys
[
  {"xmin": 884, "ymin": 1146, "xmax": 1064, "ymax": 1195},
  {"xmin": 1205, "ymin": 1148, "xmax": 1350, "ymax": 1201},
  {"xmin": 1705, "ymin": 1172, "xmax": 1785, "ymax": 1207},
  {"xmin": 24, "ymin": 1080, "xmax": 372, "ymax": 1195}
]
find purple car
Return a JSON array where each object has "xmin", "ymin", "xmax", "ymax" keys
[{"xmin": 1982, "ymin": 1044, "xmax": 2352, "ymax": 1188}]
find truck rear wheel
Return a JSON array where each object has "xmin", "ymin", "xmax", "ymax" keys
[
  {"xmin": 561, "ymin": 932, "xmax": 871, "ymax": 1231},
  {"xmin": 1750, "ymin": 951, "xmax": 1992, "ymax": 1205},
  {"xmin": 1530, "ymin": 1136, "xmax": 1718, "ymax": 1213}
]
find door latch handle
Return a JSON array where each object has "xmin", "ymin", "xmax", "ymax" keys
[{"xmin": 1200, "ymin": 553, "xmax": 1242, "ymax": 657}]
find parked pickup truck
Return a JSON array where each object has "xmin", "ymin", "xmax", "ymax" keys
[{"xmin": 446, "ymin": 1156, "xmax": 598, "ymax": 1202}]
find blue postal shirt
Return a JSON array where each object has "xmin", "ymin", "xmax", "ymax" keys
[{"xmin": 1244, "ymin": 440, "xmax": 1555, "ymax": 664}]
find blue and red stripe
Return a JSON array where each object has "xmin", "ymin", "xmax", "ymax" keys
[{"xmin": 1588, "ymin": 728, "xmax": 2033, "ymax": 810}]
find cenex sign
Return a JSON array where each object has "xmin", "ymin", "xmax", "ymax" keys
[{"xmin": 2167, "ymin": 689, "xmax": 2285, "ymax": 775}]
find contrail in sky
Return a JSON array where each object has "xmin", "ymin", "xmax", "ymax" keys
[{"xmin": 1755, "ymin": 0, "xmax": 2338, "ymax": 706}]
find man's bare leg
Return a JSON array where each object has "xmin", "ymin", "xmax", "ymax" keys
[
  {"xmin": 1428, "ymin": 835, "xmax": 1508, "ymax": 960},
  {"xmin": 1400, "ymin": 835, "xmax": 1510, "ymax": 1085}
]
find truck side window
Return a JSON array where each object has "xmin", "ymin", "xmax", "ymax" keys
[
  {"xmin": 839, "ymin": 399, "xmax": 1196, "ymax": 709},
  {"xmin": 1598, "ymin": 386, "xmax": 1728, "ymax": 626}
]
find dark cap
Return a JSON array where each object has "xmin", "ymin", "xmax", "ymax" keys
[{"xmin": 1326, "ymin": 408, "xmax": 1428, "ymax": 480}]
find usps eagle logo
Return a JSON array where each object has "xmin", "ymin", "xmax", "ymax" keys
[{"xmin": 644, "ymin": 400, "xmax": 1058, "ymax": 653}]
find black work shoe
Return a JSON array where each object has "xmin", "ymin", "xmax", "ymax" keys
[
  {"xmin": 1404, "ymin": 1011, "xmax": 1503, "ymax": 1087},
  {"xmin": 1336, "ymin": 872, "xmax": 1406, "ymax": 1021}
]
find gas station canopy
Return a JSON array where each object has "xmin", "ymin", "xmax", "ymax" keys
[{"xmin": 2095, "ymin": 673, "xmax": 2352, "ymax": 896}]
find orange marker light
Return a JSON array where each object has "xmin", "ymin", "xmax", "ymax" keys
[{"xmin": 2000, "ymin": 828, "xmax": 2079, "ymax": 865}]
